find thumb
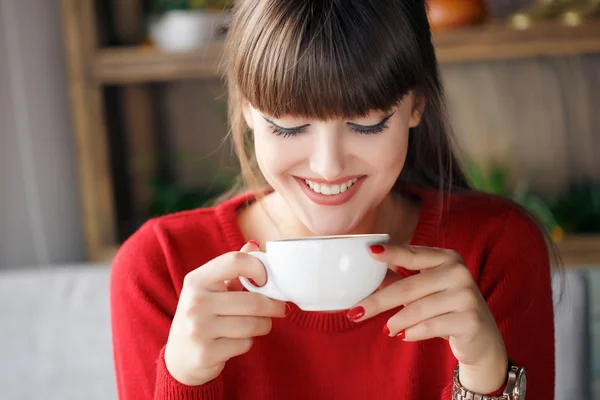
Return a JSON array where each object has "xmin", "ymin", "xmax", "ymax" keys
[
  {"xmin": 225, "ymin": 240, "xmax": 261, "ymax": 291},
  {"xmin": 240, "ymin": 239, "xmax": 260, "ymax": 253}
]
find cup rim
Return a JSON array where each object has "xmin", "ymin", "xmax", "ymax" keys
[{"xmin": 269, "ymin": 233, "xmax": 390, "ymax": 243}]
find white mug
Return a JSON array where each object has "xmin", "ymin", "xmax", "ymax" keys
[{"xmin": 239, "ymin": 234, "xmax": 390, "ymax": 311}]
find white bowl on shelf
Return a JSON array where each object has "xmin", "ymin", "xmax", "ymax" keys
[{"xmin": 148, "ymin": 10, "xmax": 228, "ymax": 52}]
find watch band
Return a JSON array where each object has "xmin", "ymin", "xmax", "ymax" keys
[
  {"xmin": 452, "ymin": 378, "xmax": 508, "ymax": 400},
  {"xmin": 452, "ymin": 360, "xmax": 526, "ymax": 400}
]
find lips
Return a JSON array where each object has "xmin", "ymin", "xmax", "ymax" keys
[
  {"xmin": 295, "ymin": 175, "xmax": 365, "ymax": 206},
  {"xmin": 303, "ymin": 177, "xmax": 358, "ymax": 195}
]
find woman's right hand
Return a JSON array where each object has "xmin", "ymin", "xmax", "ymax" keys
[{"xmin": 164, "ymin": 241, "xmax": 287, "ymax": 386}]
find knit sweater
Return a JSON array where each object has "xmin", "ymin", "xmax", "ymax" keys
[{"xmin": 110, "ymin": 188, "xmax": 555, "ymax": 399}]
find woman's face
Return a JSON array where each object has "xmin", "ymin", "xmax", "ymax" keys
[{"xmin": 243, "ymin": 93, "xmax": 423, "ymax": 235}]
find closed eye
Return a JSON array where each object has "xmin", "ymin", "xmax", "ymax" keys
[
  {"xmin": 262, "ymin": 111, "xmax": 395, "ymax": 138},
  {"xmin": 263, "ymin": 117, "xmax": 309, "ymax": 138},
  {"xmin": 347, "ymin": 112, "xmax": 395, "ymax": 135}
]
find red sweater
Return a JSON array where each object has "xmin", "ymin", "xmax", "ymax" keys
[{"xmin": 110, "ymin": 188, "xmax": 555, "ymax": 399}]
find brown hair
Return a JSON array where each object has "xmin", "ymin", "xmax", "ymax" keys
[
  {"xmin": 222, "ymin": 0, "xmax": 470, "ymax": 198},
  {"xmin": 220, "ymin": 0, "xmax": 562, "ymax": 277}
]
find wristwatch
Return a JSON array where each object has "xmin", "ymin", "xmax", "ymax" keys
[{"xmin": 452, "ymin": 360, "xmax": 527, "ymax": 400}]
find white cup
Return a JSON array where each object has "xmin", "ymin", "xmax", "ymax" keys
[{"xmin": 239, "ymin": 234, "xmax": 390, "ymax": 311}]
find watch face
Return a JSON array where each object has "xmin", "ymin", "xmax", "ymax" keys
[{"xmin": 516, "ymin": 369, "xmax": 527, "ymax": 398}]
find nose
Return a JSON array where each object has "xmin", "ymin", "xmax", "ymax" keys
[{"xmin": 309, "ymin": 130, "xmax": 345, "ymax": 181}]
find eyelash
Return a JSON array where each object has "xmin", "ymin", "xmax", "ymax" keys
[{"xmin": 268, "ymin": 122, "xmax": 389, "ymax": 138}]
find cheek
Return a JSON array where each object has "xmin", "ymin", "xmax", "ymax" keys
[
  {"xmin": 364, "ymin": 132, "xmax": 409, "ymax": 171},
  {"xmin": 254, "ymin": 131, "xmax": 306, "ymax": 177}
]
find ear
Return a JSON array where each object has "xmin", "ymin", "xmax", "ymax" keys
[
  {"xmin": 409, "ymin": 95, "xmax": 426, "ymax": 128},
  {"xmin": 242, "ymin": 101, "xmax": 254, "ymax": 130}
]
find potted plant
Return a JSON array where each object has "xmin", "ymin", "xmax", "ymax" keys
[
  {"xmin": 463, "ymin": 158, "xmax": 564, "ymax": 242},
  {"xmin": 549, "ymin": 181, "xmax": 600, "ymax": 234},
  {"xmin": 147, "ymin": 0, "xmax": 230, "ymax": 52},
  {"xmin": 427, "ymin": 0, "xmax": 488, "ymax": 31}
]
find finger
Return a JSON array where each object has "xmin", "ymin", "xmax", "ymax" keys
[
  {"xmin": 205, "ymin": 337, "xmax": 254, "ymax": 366},
  {"xmin": 210, "ymin": 316, "xmax": 273, "ymax": 339},
  {"xmin": 186, "ymin": 250, "xmax": 267, "ymax": 292},
  {"xmin": 352, "ymin": 268, "xmax": 450, "ymax": 321},
  {"xmin": 384, "ymin": 289, "xmax": 475, "ymax": 336},
  {"xmin": 224, "ymin": 240, "xmax": 262, "ymax": 292},
  {"xmin": 225, "ymin": 278, "xmax": 244, "ymax": 292},
  {"xmin": 376, "ymin": 270, "xmax": 402, "ymax": 291},
  {"xmin": 240, "ymin": 239, "xmax": 260, "ymax": 253},
  {"xmin": 400, "ymin": 311, "xmax": 476, "ymax": 342},
  {"xmin": 369, "ymin": 244, "xmax": 461, "ymax": 271},
  {"xmin": 211, "ymin": 292, "xmax": 287, "ymax": 318}
]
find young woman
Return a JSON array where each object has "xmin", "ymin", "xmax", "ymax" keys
[{"xmin": 110, "ymin": 1, "xmax": 554, "ymax": 398}]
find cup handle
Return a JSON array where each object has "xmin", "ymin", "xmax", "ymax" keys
[{"xmin": 239, "ymin": 251, "xmax": 289, "ymax": 302}]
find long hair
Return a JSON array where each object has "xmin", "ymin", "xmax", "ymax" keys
[
  {"xmin": 222, "ymin": 0, "xmax": 470, "ymax": 198},
  {"xmin": 219, "ymin": 0, "xmax": 562, "ymax": 276}
]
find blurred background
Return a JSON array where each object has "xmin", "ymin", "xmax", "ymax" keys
[{"xmin": 0, "ymin": 0, "xmax": 599, "ymax": 399}]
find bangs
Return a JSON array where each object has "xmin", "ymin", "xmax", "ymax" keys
[{"xmin": 228, "ymin": 0, "xmax": 425, "ymax": 119}]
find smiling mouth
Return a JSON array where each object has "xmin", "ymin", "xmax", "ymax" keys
[{"xmin": 302, "ymin": 177, "xmax": 359, "ymax": 195}]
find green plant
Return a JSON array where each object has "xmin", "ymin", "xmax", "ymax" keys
[
  {"xmin": 147, "ymin": 151, "xmax": 238, "ymax": 217},
  {"xmin": 148, "ymin": 177, "xmax": 229, "ymax": 217},
  {"xmin": 549, "ymin": 181, "xmax": 600, "ymax": 234},
  {"xmin": 463, "ymin": 158, "xmax": 560, "ymax": 237},
  {"xmin": 149, "ymin": 0, "xmax": 230, "ymax": 14}
]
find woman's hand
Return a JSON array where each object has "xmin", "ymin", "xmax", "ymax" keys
[
  {"xmin": 164, "ymin": 241, "xmax": 288, "ymax": 387},
  {"xmin": 348, "ymin": 244, "xmax": 508, "ymax": 394}
]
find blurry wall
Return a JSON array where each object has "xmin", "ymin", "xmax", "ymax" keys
[
  {"xmin": 441, "ymin": 55, "xmax": 600, "ymax": 197},
  {"xmin": 0, "ymin": 0, "xmax": 84, "ymax": 268}
]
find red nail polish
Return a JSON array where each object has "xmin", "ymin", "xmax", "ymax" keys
[
  {"xmin": 397, "ymin": 331, "xmax": 405, "ymax": 339},
  {"xmin": 248, "ymin": 239, "xmax": 260, "ymax": 247},
  {"xmin": 369, "ymin": 244, "xmax": 385, "ymax": 254},
  {"xmin": 285, "ymin": 303, "xmax": 292, "ymax": 317},
  {"xmin": 248, "ymin": 278, "xmax": 258, "ymax": 286},
  {"xmin": 346, "ymin": 306, "xmax": 365, "ymax": 321},
  {"xmin": 382, "ymin": 324, "xmax": 390, "ymax": 336}
]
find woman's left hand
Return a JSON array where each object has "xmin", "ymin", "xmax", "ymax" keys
[{"xmin": 348, "ymin": 244, "xmax": 508, "ymax": 394}]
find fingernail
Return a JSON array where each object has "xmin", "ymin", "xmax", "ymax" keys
[
  {"xmin": 397, "ymin": 331, "xmax": 405, "ymax": 339},
  {"xmin": 285, "ymin": 303, "xmax": 292, "ymax": 317},
  {"xmin": 248, "ymin": 239, "xmax": 260, "ymax": 248},
  {"xmin": 382, "ymin": 324, "xmax": 390, "ymax": 336},
  {"xmin": 369, "ymin": 244, "xmax": 385, "ymax": 254},
  {"xmin": 248, "ymin": 278, "xmax": 258, "ymax": 287},
  {"xmin": 346, "ymin": 306, "xmax": 365, "ymax": 321}
]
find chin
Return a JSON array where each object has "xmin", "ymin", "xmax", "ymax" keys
[{"xmin": 303, "ymin": 214, "xmax": 362, "ymax": 237}]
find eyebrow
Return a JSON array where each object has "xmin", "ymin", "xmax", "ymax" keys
[{"xmin": 262, "ymin": 111, "xmax": 396, "ymax": 130}]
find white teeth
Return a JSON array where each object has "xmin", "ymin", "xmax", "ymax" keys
[{"xmin": 303, "ymin": 177, "xmax": 359, "ymax": 195}]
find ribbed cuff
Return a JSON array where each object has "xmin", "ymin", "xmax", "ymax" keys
[{"xmin": 154, "ymin": 346, "xmax": 223, "ymax": 400}]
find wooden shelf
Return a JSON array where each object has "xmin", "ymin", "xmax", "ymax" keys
[
  {"xmin": 433, "ymin": 19, "xmax": 600, "ymax": 64},
  {"xmin": 557, "ymin": 235, "xmax": 600, "ymax": 267},
  {"xmin": 92, "ymin": 41, "xmax": 226, "ymax": 84},
  {"xmin": 92, "ymin": 20, "xmax": 600, "ymax": 84}
]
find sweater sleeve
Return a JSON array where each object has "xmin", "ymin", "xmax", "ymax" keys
[
  {"xmin": 110, "ymin": 221, "xmax": 224, "ymax": 400},
  {"xmin": 442, "ymin": 207, "xmax": 555, "ymax": 399}
]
